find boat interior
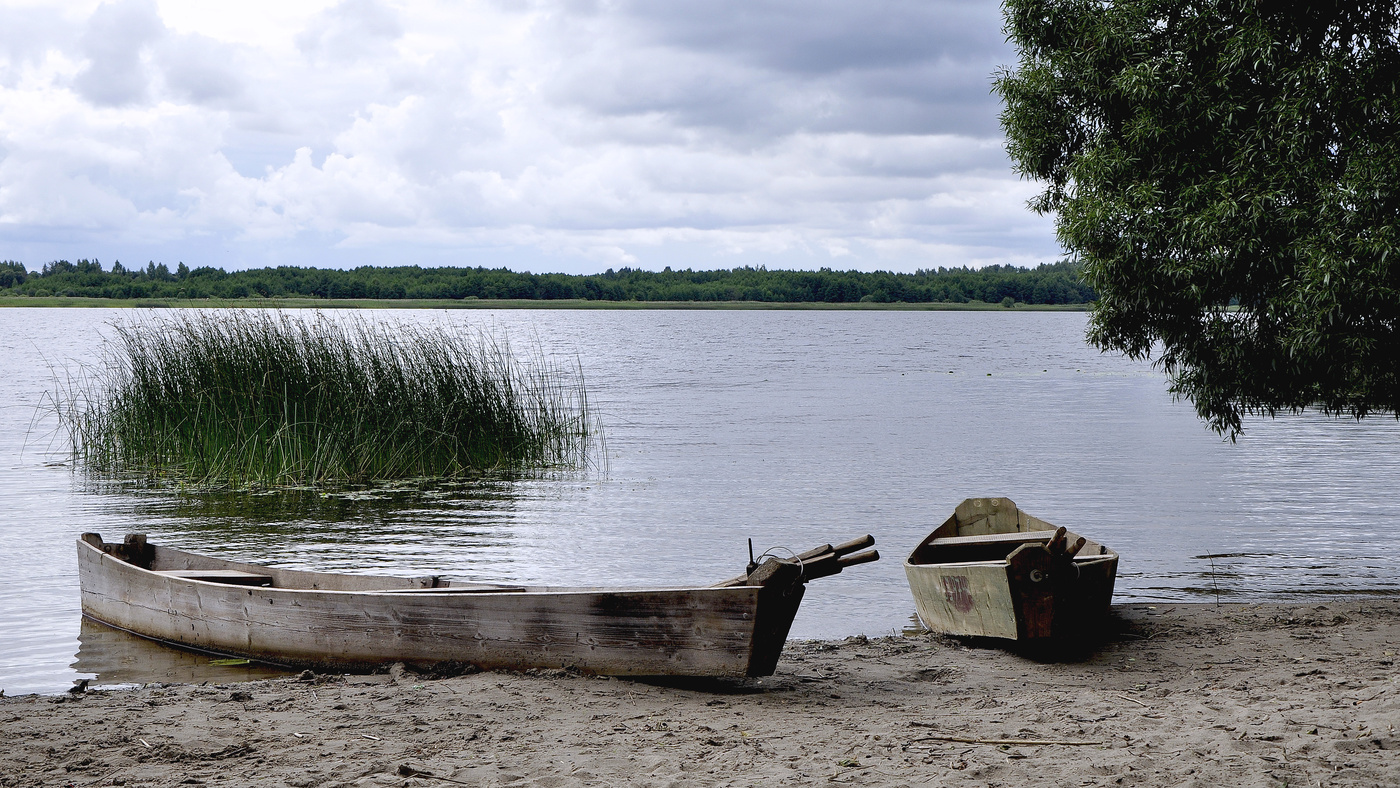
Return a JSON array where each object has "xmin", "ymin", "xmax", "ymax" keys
[
  {"xmin": 908, "ymin": 529, "xmax": 1113, "ymax": 566},
  {"xmin": 906, "ymin": 498, "xmax": 1116, "ymax": 566},
  {"xmin": 82, "ymin": 532, "xmax": 535, "ymax": 594},
  {"xmin": 81, "ymin": 532, "xmax": 735, "ymax": 595}
]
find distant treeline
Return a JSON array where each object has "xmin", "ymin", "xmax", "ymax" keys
[{"xmin": 0, "ymin": 259, "xmax": 1095, "ymax": 305}]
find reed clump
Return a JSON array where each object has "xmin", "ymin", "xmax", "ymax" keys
[{"xmin": 59, "ymin": 311, "xmax": 593, "ymax": 487}]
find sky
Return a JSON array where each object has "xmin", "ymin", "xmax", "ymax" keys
[{"xmin": 0, "ymin": 0, "xmax": 1057, "ymax": 275}]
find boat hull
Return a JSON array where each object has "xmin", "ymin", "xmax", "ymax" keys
[
  {"xmin": 77, "ymin": 536, "xmax": 804, "ymax": 677},
  {"xmin": 904, "ymin": 497, "xmax": 1118, "ymax": 641}
]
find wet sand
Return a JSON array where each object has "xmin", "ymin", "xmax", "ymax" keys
[{"xmin": 3, "ymin": 600, "xmax": 1397, "ymax": 787}]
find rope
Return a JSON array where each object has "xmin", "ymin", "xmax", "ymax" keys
[{"xmin": 755, "ymin": 546, "xmax": 805, "ymax": 573}]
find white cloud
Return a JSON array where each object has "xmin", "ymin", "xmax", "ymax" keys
[
  {"xmin": 157, "ymin": 33, "xmax": 244, "ymax": 105},
  {"xmin": 296, "ymin": 0, "xmax": 403, "ymax": 62},
  {"xmin": 0, "ymin": 0, "xmax": 1057, "ymax": 273}
]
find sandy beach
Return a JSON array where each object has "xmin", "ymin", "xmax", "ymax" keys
[{"xmin": 3, "ymin": 600, "xmax": 1396, "ymax": 787}]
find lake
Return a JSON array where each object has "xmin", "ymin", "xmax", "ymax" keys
[{"xmin": 3, "ymin": 306, "xmax": 1398, "ymax": 696}]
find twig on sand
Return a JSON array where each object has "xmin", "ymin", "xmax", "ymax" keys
[
  {"xmin": 399, "ymin": 764, "xmax": 474, "ymax": 785},
  {"xmin": 909, "ymin": 734, "xmax": 1101, "ymax": 746},
  {"xmin": 87, "ymin": 767, "xmax": 124, "ymax": 787},
  {"xmin": 1116, "ymin": 693, "xmax": 1150, "ymax": 708},
  {"xmin": 907, "ymin": 724, "xmax": 1099, "ymax": 747}
]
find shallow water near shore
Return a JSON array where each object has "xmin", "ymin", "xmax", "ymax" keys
[{"xmin": 3, "ymin": 307, "xmax": 1399, "ymax": 695}]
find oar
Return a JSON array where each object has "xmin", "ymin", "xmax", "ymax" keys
[
  {"xmin": 832, "ymin": 534, "xmax": 874, "ymax": 557},
  {"xmin": 837, "ymin": 549, "xmax": 879, "ymax": 568},
  {"xmin": 711, "ymin": 535, "xmax": 880, "ymax": 587}
]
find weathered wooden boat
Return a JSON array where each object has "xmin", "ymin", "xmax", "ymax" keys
[
  {"xmin": 904, "ymin": 497, "xmax": 1118, "ymax": 641},
  {"xmin": 78, "ymin": 532, "xmax": 878, "ymax": 677}
]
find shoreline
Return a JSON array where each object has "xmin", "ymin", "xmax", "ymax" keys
[
  {"xmin": 3, "ymin": 600, "xmax": 1396, "ymax": 786},
  {"xmin": 0, "ymin": 296, "xmax": 1091, "ymax": 311}
]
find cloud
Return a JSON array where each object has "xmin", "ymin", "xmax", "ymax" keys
[
  {"xmin": 73, "ymin": 0, "xmax": 166, "ymax": 107},
  {"xmin": 0, "ymin": 0, "xmax": 1056, "ymax": 274},
  {"xmin": 157, "ymin": 33, "xmax": 245, "ymax": 105},
  {"xmin": 0, "ymin": 6, "xmax": 74, "ymax": 90},
  {"xmin": 296, "ymin": 0, "xmax": 404, "ymax": 62},
  {"xmin": 541, "ymin": 0, "xmax": 1011, "ymax": 136},
  {"xmin": 621, "ymin": 0, "xmax": 1002, "ymax": 71}
]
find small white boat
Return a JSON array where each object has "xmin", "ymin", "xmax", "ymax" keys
[{"xmin": 904, "ymin": 497, "xmax": 1118, "ymax": 641}]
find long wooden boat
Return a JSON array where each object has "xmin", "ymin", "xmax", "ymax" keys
[
  {"xmin": 904, "ymin": 497, "xmax": 1118, "ymax": 641},
  {"xmin": 78, "ymin": 532, "xmax": 878, "ymax": 677}
]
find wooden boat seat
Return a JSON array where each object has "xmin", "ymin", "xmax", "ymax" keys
[
  {"xmin": 927, "ymin": 552, "xmax": 1112, "ymax": 569},
  {"xmin": 918, "ymin": 531, "xmax": 1110, "ymax": 565},
  {"xmin": 918, "ymin": 531, "xmax": 1057, "ymax": 564},
  {"xmin": 153, "ymin": 570, "xmax": 273, "ymax": 587},
  {"xmin": 928, "ymin": 530, "xmax": 1060, "ymax": 548}
]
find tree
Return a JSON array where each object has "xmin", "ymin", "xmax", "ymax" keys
[
  {"xmin": 996, "ymin": 0, "xmax": 1400, "ymax": 435},
  {"xmin": 0, "ymin": 260, "xmax": 27, "ymax": 288}
]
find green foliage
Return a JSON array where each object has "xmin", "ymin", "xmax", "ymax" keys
[
  {"xmin": 0, "ymin": 261, "xmax": 26, "ymax": 288},
  {"xmin": 998, "ymin": 0, "xmax": 1400, "ymax": 435},
  {"xmin": 57, "ymin": 311, "xmax": 593, "ymax": 487},
  {"xmin": 0, "ymin": 259, "xmax": 1097, "ymax": 305}
]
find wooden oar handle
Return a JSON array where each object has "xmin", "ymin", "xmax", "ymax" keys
[
  {"xmin": 717, "ymin": 535, "xmax": 881, "ymax": 586},
  {"xmin": 798, "ymin": 553, "xmax": 841, "ymax": 581},
  {"xmin": 832, "ymin": 534, "xmax": 875, "ymax": 557},
  {"xmin": 799, "ymin": 546, "xmax": 879, "ymax": 582},
  {"xmin": 836, "ymin": 549, "xmax": 879, "ymax": 567}
]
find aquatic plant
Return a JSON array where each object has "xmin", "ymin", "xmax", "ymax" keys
[{"xmin": 58, "ymin": 310, "xmax": 594, "ymax": 487}]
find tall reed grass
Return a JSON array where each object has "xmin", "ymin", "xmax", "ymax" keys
[{"xmin": 58, "ymin": 311, "xmax": 594, "ymax": 487}]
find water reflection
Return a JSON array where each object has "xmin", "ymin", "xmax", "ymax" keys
[
  {"xmin": 72, "ymin": 616, "xmax": 293, "ymax": 687},
  {"xmin": 84, "ymin": 478, "xmax": 536, "ymax": 580},
  {"xmin": 902, "ymin": 613, "xmax": 930, "ymax": 637}
]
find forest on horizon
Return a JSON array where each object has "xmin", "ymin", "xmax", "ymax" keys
[{"xmin": 0, "ymin": 259, "xmax": 1094, "ymax": 305}]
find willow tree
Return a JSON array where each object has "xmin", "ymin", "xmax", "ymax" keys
[{"xmin": 996, "ymin": 1, "xmax": 1400, "ymax": 436}]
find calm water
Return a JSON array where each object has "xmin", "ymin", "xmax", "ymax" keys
[{"xmin": 3, "ymin": 307, "xmax": 1398, "ymax": 695}]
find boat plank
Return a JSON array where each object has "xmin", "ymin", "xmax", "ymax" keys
[{"xmin": 904, "ymin": 563, "xmax": 1018, "ymax": 639}]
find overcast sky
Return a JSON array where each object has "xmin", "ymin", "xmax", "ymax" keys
[{"xmin": 0, "ymin": 0, "xmax": 1056, "ymax": 274}]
